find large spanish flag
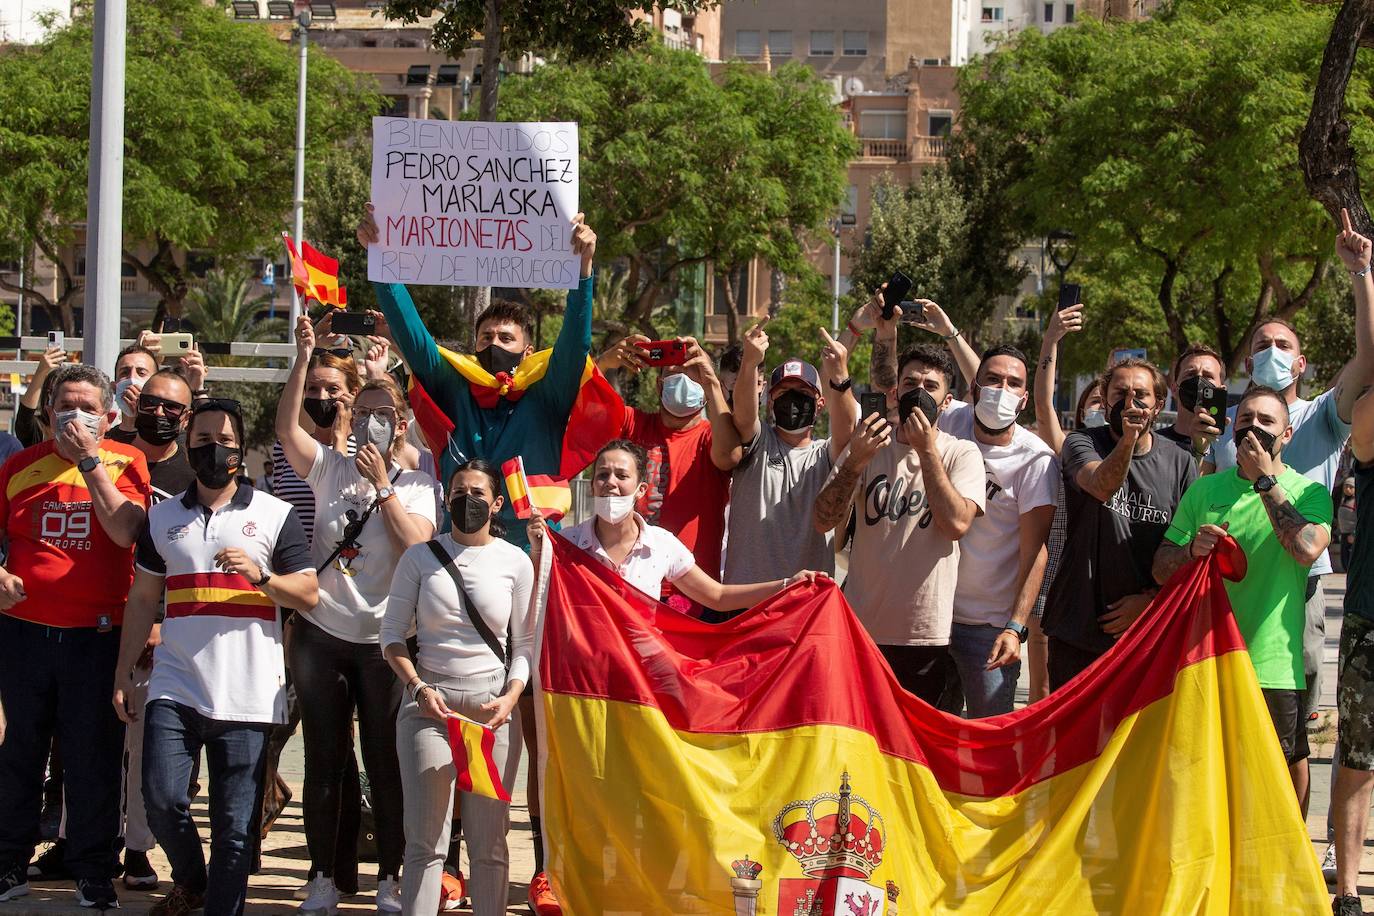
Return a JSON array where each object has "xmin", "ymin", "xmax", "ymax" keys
[{"xmin": 537, "ymin": 535, "xmax": 1326, "ymax": 914}]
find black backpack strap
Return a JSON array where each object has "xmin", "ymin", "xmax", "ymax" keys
[
  {"xmin": 317, "ymin": 470, "xmax": 400, "ymax": 574},
  {"xmin": 425, "ymin": 540, "xmax": 508, "ymax": 669}
]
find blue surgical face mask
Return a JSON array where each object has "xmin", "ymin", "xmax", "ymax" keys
[
  {"xmin": 660, "ymin": 373, "xmax": 705, "ymax": 418},
  {"xmin": 1250, "ymin": 345, "xmax": 1296, "ymax": 391}
]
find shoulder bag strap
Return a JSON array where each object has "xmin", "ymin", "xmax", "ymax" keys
[{"xmin": 425, "ymin": 540, "xmax": 508, "ymax": 669}]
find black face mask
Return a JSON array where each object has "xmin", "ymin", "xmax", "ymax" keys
[
  {"xmin": 302, "ymin": 397, "xmax": 339, "ymax": 429},
  {"xmin": 1176, "ymin": 375, "xmax": 1202, "ymax": 412},
  {"xmin": 134, "ymin": 412, "xmax": 181, "ymax": 445},
  {"xmin": 450, "ymin": 494, "xmax": 492, "ymax": 535},
  {"xmin": 1107, "ymin": 397, "xmax": 1147, "ymax": 438},
  {"xmin": 476, "ymin": 344, "xmax": 523, "ymax": 377},
  {"xmin": 187, "ymin": 443, "xmax": 242, "ymax": 489},
  {"xmin": 772, "ymin": 390, "xmax": 817, "ymax": 432},
  {"xmin": 898, "ymin": 387, "xmax": 939, "ymax": 427},
  {"xmin": 1234, "ymin": 424, "xmax": 1279, "ymax": 457}
]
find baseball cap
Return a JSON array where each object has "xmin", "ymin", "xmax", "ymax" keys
[{"xmin": 769, "ymin": 359, "xmax": 821, "ymax": 394}]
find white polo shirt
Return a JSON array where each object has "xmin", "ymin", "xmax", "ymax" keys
[
  {"xmin": 136, "ymin": 480, "xmax": 312, "ymax": 724},
  {"xmin": 560, "ymin": 514, "xmax": 695, "ymax": 600}
]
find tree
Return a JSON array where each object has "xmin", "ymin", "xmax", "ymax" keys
[
  {"xmin": 378, "ymin": 0, "xmax": 718, "ymax": 120},
  {"xmin": 958, "ymin": 6, "xmax": 1374, "ymax": 378},
  {"xmin": 497, "ymin": 46, "xmax": 856, "ymax": 340},
  {"xmin": 0, "ymin": 0, "xmax": 379, "ymax": 332},
  {"xmin": 184, "ymin": 267, "xmax": 288, "ymax": 450}
]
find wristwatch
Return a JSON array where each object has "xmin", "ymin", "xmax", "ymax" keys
[
  {"xmin": 1003, "ymin": 621, "xmax": 1029, "ymax": 643},
  {"xmin": 828, "ymin": 377, "xmax": 853, "ymax": 393},
  {"xmin": 254, "ymin": 569, "xmax": 272, "ymax": 588},
  {"xmin": 1253, "ymin": 474, "xmax": 1278, "ymax": 494},
  {"xmin": 376, "ymin": 486, "xmax": 396, "ymax": 503},
  {"xmin": 77, "ymin": 455, "xmax": 100, "ymax": 474}
]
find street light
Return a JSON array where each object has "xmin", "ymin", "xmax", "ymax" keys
[
  {"xmin": 1045, "ymin": 228, "xmax": 1078, "ymax": 278},
  {"xmin": 831, "ymin": 212, "xmax": 857, "ymax": 334},
  {"xmin": 228, "ymin": 1, "xmax": 331, "ymax": 330}
]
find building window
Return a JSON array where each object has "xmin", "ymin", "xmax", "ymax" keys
[
  {"xmin": 1044, "ymin": 2, "xmax": 1054, "ymax": 21},
  {"xmin": 120, "ymin": 262, "xmax": 136, "ymax": 278},
  {"xmin": 809, "ymin": 30, "xmax": 834, "ymax": 56},
  {"xmin": 928, "ymin": 111, "xmax": 953, "ymax": 136},
  {"xmin": 842, "ymin": 184, "xmax": 859, "ymax": 224},
  {"xmin": 858, "ymin": 111, "xmax": 907, "ymax": 140},
  {"xmin": 768, "ymin": 30, "xmax": 792, "ymax": 57},
  {"xmin": 981, "ymin": 6, "xmax": 1004, "ymax": 21},
  {"xmin": 76, "ymin": 258, "xmax": 86, "ymax": 277},
  {"xmin": 843, "ymin": 31, "xmax": 868, "ymax": 56},
  {"xmin": 735, "ymin": 30, "xmax": 761, "ymax": 58},
  {"xmin": 921, "ymin": 57, "xmax": 946, "ymax": 65},
  {"xmin": 712, "ymin": 267, "xmax": 750, "ymax": 315},
  {"xmin": 1065, "ymin": 2, "xmax": 1075, "ymax": 20}
]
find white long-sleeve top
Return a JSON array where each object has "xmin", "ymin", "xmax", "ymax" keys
[{"xmin": 381, "ymin": 534, "xmax": 536, "ymax": 687}]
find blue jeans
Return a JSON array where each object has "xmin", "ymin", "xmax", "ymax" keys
[
  {"xmin": 0, "ymin": 615, "xmax": 123, "ymax": 878},
  {"xmin": 142, "ymin": 700, "xmax": 269, "ymax": 916},
  {"xmin": 949, "ymin": 622, "xmax": 1019, "ymax": 718}
]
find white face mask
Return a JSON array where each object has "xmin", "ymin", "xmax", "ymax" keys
[
  {"xmin": 55, "ymin": 407, "xmax": 106, "ymax": 440},
  {"xmin": 974, "ymin": 385, "xmax": 1023, "ymax": 431},
  {"xmin": 593, "ymin": 493, "xmax": 637, "ymax": 524},
  {"xmin": 113, "ymin": 378, "xmax": 137, "ymax": 417},
  {"xmin": 1250, "ymin": 345, "xmax": 1296, "ymax": 391},
  {"xmin": 1082, "ymin": 408, "xmax": 1107, "ymax": 429}
]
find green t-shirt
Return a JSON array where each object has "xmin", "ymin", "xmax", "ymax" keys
[{"xmin": 1163, "ymin": 467, "xmax": 1333, "ymax": 690}]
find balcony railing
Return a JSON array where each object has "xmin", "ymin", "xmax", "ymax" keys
[{"xmin": 857, "ymin": 135, "xmax": 950, "ymax": 162}]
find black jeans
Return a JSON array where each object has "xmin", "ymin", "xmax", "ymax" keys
[
  {"xmin": 288, "ymin": 615, "xmax": 405, "ymax": 881},
  {"xmin": 0, "ymin": 615, "xmax": 124, "ymax": 878},
  {"xmin": 1047, "ymin": 637, "xmax": 1104, "ymax": 692},
  {"xmin": 877, "ymin": 644, "xmax": 962, "ymax": 712}
]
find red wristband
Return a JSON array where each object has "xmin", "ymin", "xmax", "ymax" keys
[{"xmin": 846, "ymin": 320, "xmax": 863, "ymax": 337}]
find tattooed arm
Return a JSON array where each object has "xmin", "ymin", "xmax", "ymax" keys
[
  {"xmin": 1259, "ymin": 486, "xmax": 1330, "ymax": 567},
  {"xmin": 814, "ymin": 414, "xmax": 890, "ymax": 533},
  {"xmin": 869, "ymin": 303, "xmax": 901, "ymax": 397}
]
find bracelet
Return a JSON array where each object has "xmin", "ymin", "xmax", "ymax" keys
[
  {"xmin": 781, "ymin": 575, "xmax": 792, "ymax": 590},
  {"xmin": 846, "ymin": 320, "xmax": 863, "ymax": 337},
  {"xmin": 1353, "ymin": 265, "xmax": 1372, "ymax": 278},
  {"xmin": 410, "ymin": 681, "xmax": 431, "ymax": 703},
  {"xmin": 941, "ymin": 328, "xmax": 961, "ymax": 341}
]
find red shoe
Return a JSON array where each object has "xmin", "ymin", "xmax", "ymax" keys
[
  {"xmin": 527, "ymin": 871, "xmax": 562, "ymax": 915},
  {"xmin": 439, "ymin": 871, "xmax": 466, "ymax": 912}
]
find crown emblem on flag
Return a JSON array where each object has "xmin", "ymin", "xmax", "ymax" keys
[{"xmin": 772, "ymin": 772, "xmax": 885, "ymax": 880}]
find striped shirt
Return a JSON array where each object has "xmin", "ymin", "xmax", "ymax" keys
[
  {"xmin": 271, "ymin": 436, "xmax": 356, "ymax": 547},
  {"xmin": 136, "ymin": 481, "xmax": 311, "ymax": 723}
]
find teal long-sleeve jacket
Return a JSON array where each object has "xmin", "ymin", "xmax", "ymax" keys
[{"xmin": 373, "ymin": 275, "xmax": 594, "ymax": 550}]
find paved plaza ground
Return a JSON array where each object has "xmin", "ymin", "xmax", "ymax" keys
[{"xmin": 5, "ymin": 575, "xmax": 1367, "ymax": 913}]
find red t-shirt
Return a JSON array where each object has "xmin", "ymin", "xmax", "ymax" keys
[
  {"xmin": 0, "ymin": 439, "xmax": 151, "ymax": 627},
  {"xmin": 620, "ymin": 408, "xmax": 729, "ymax": 578}
]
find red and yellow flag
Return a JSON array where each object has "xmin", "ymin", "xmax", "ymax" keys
[
  {"xmin": 406, "ymin": 346, "xmax": 624, "ymax": 482},
  {"xmin": 501, "ymin": 456, "xmax": 571, "ymax": 523},
  {"xmin": 537, "ymin": 535, "xmax": 1327, "ymax": 914},
  {"xmin": 282, "ymin": 232, "xmax": 346, "ymax": 308},
  {"xmin": 445, "ymin": 713, "xmax": 510, "ymax": 802}
]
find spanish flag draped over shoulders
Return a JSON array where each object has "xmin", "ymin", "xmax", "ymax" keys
[
  {"xmin": 406, "ymin": 345, "xmax": 623, "ymax": 482},
  {"xmin": 536, "ymin": 534, "xmax": 1327, "ymax": 914}
]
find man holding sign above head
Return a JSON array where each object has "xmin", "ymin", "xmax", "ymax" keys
[{"xmin": 357, "ymin": 202, "xmax": 604, "ymax": 551}]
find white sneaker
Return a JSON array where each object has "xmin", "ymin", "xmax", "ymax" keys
[
  {"xmin": 375, "ymin": 877, "xmax": 403, "ymax": 913},
  {"xmin": 1322, "ymin": 842, "xmax": 1338, "ymax": 883},
  {"xmin": 299, "ymin": 873, "xmax": 340, "ymax": 915}
]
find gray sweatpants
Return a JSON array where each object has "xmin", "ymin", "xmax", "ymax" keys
[
  {"xmin": 396, "ymin": 669, "xmax": 520, "ymax": 916},
  {"xmin": 1302, "ymin": 575, "xmax": 1325, "ymax": 719}
]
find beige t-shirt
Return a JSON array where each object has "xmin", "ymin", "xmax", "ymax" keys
[{"xmin": 837, "ymin": 433, "xmax": 986, "ymax": 647}]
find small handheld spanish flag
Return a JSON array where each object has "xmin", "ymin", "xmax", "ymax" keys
[
  {"xmin": 501, "ymin": 456, "xmax": 571, "ymax": 523},
  {"xmin": 282, "ymin": 232, "xmax": 346, "ymax": 308},
  {"xmin": 445, "ymin": 713, "xmax": 510, "ymax": 802}
]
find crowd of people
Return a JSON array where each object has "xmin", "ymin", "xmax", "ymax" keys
[{"xmin": 0, "ymin": 202, "xmax": 1369, "ymax": 916}]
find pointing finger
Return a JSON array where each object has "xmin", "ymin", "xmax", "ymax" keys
[{"xmin": 818, "ymin": 327, "xmax": 838, "ymax": 347}]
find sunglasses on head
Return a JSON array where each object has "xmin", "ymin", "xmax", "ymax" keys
[
  {"xmin": 190, "ymin": 397, "xmax": 243, "ymax": 418},
  {"xmin": 313, "ymin": 347, "xmax": 353, "ymax": 360}
]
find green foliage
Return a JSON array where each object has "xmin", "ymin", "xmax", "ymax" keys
[
  {"xmin": 184, "ymin": 268, "xmax": 287, "ymax": 450},
  {"xmin": 957, "ymin": 5, "xmax": 1374, "ymax": 375},
  {"xmin": 498, "ymin": 46, "xmax": 856, "ymax": 338},
  {"xmin": 0, "ymin": 0, "xmax": 380, "ymax": 329},
  {"xmin": 378, "ymin": 0, "xmax": 717, "ymax": 65},
  {"xmin": 763, "ymin": 271, "xmax": 871, "ymax": 387}
]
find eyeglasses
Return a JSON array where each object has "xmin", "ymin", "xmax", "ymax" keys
[
  {"xmin": 353, "ymin": 407, "xmax": 399, "ymax": 423},
  {"xmin": 313, "ymin": 347, "xmax": 353, "ymax": 360},
  {"xmin": 137, "ymin": 393, "xmax": 191, "ymax": 420}
]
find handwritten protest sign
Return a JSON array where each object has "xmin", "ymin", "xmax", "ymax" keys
[{"xmin": 368, "ymin": 117, "xmax": 580, "ymax": 289}]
